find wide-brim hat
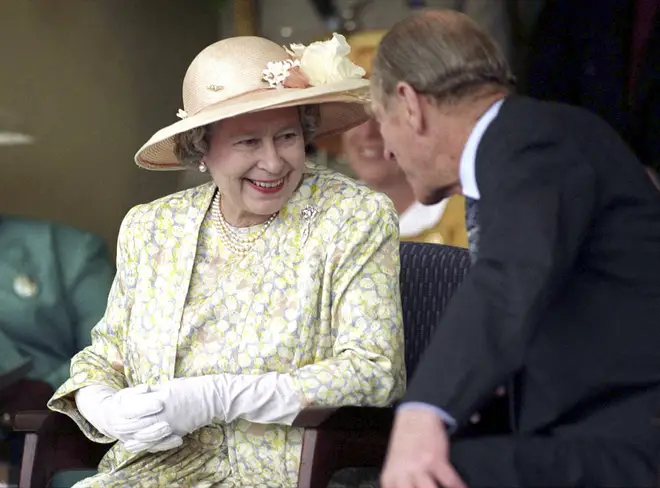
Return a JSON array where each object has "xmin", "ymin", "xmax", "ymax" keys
[{"xmin": 135, "ymin": 34, "xmax": 370, "ymax": 170}]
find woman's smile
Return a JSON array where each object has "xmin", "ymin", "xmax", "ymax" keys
[{"xmin": 244, "ymin": 176, "xmax": 286, "ymax": 194}]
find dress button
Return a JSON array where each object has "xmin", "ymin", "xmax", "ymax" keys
[{"xmin": 469, "ymin": 412, "xmax": 481, "ymax": 424}]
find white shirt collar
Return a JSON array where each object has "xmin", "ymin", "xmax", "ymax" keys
[
  {"xmin": 399, "ymin": 199, "xmax": 448, "ymax": 237},
  {"xmin": 458, "ymin": 98, "xmax": 505, "ymax": 200},
  {"xmin": 356, "ymin": 179, "xmax": 449, "ymax": 237}
]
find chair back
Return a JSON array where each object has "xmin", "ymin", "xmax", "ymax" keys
[{"xmin": 399, "ymin": 242, "xmax": 471, "ymax": 376}]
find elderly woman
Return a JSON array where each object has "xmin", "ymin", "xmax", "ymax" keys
[{"xmin": 47, "ymin": 34, "xmax": 405, "ymax": 487}]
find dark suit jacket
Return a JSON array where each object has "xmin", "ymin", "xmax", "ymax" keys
[
  {"xmin": 404, "ymin": 96, "xmax": 660, "ymax": 441},
  {"xmin": 527, "ymin": 0, "xmax": 660, "ymax": 171}
]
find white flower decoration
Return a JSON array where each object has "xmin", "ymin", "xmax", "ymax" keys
[
  {"xmin": 285, "ymin": 33, "xmax": 365, "ymax": 86},
  {"xmin": 286, "ymin": 43, "xmax": 306, "ymax": 59},
  {"xmin": 176, "ymin": 109, "xmax": 188, "ymax": 119},
  {"xmin": 262, "ymin": 59, "xmax": 301, "ymax": 89}
]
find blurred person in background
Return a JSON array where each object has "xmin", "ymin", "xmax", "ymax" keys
[
  {"xmin": 318, "ymin": 29, "xmax": 468, "ymax": 247},
  {"xmin": 0, "ymin": 178, "xmax": 114, "ymax": 483}
]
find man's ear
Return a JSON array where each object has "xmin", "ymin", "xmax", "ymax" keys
[{"xmin": 396, "ymin": 81, "xmax": 425, "ymax": 134}]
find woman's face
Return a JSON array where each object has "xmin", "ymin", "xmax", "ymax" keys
[
  {"xmin": 205, "ymin": 107, "xmax": 306, "ymax": 225},
  {"xmin": 341, "ymin": 117, "xmax": 406, "ymax": 189}
]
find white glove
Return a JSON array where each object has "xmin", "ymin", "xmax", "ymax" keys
[
  {"xmin": 75, "ymin": 384, "xmax": 183, "ymax": 453},
  {"xmin": 147, "ymin": 372, "xmax": 303, "ymax": 438},
  {"xmin": 123, "ymin": 432, "xmax": 183, "ymax": 454}
]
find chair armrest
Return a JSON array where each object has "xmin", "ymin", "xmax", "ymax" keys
[
  {"xmin": 12, "ymin": 410, "xmax": 82, "ymax": 435},
  {"xmin": 293, "ymin": 406, "xmax": 393, "ymax": 430},
  {"xmin": 14, "ymin": 411, "xmax": 110, "ymax": 488},
  {"xmin": 294, "ymin": 407, "xmax": 394, "ymax": 488}
]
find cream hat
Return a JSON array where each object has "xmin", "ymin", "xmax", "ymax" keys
[{"xmin": 135, "ymin": 34, "xmax": 370, "ymax": 170}]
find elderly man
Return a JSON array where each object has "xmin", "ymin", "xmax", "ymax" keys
[{"xmin": 371, "ymin": 10, "xmax": 660, "ymax": 488}]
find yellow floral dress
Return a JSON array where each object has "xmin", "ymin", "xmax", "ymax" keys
[{"xmin": 48, "ymin": 167, "xmax": 406, "ymax": 487}]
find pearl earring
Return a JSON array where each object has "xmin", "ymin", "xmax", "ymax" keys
[{"xmin": 198, "ymin": 161, "xmax": 208, "ymax": 173}]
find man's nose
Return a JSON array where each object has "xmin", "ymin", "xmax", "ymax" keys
[
  {"xmin": 384, "ymin": 149, "xmax": 396, "ymax": 162},
  {"xmin": 364, "ymin": 118, "xmax": 381, "ymax": 138}
]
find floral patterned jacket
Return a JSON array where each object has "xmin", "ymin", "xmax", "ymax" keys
[{"xmin": 48, "ymin": 168, "xmax": 406, "ymax": 487}]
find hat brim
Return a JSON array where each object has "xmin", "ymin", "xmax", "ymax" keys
[{"xmin": 135, "ymin": 78, "xmax": 370, "ymax": 171}]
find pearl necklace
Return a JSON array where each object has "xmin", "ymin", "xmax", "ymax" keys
[{"xmin": 212, "ymin": 191, "xmax": 277, "ymax": 256}]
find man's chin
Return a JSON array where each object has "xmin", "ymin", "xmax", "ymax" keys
[{"xmin": 417, "ymin": 186, "xmax": 454, "ymax": 205}]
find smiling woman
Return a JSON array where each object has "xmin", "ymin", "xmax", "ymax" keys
[
  {"xmin": 45, "ymin": 34, "xmax": 405, "ymax": 487},
  {"xmin": 173, "ymin": 105, "xmax": 319, "ymax": 228}
]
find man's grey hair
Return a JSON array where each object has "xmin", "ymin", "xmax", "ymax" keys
[
  {"xmin": 371, "ymin": 10, "xmax": 515, "ymax": 106},
  {"xmin": 173, "ymin": 104, "xmax": 321, "ymax": 168}
]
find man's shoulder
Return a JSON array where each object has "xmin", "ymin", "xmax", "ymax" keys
[
  {"xmin": 495, "ymin": 95, "xmax": 607, "ymax": 138},
  {"xmin": 479, "ymin": 95, "xmax": 622, "ymax": 175}
]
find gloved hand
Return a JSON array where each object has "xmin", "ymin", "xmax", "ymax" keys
[
  {"xmin": 123, "ymin": 431, "xmax": 184, "ymax": 454},
  {"xmin": 147, "ymin": 372, "xmax": 303, "ymax": 438},
  {"xmin": 147, "ymin": 376, "xmax": 221, "ymax": 437},
  {"xmin": 75, "ymin": 384, "xmax": 182, "ymax": 453}
]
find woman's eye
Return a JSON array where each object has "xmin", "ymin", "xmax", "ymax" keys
[
  {"xmin": 238, "ymin": 138, "xmax": 259, "ymax": 147},
  {"xmin": 278, "ymin": 132, "xmax": 298, "ymax": 141}
]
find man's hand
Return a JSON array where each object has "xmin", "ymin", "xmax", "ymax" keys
[{"xmin": 380, "ymin": 408, "xmax": 467, "ymax": 488}]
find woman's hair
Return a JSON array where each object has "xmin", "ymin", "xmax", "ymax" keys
[
  {"xmin": 371, "ymin": 11, "xmax": 515, "ymax": 106},
  {"xmin": 173, "ymin": 104, "xmax": 321, "ymax": 168}
]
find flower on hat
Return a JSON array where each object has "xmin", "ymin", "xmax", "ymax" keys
[
  {"xmin": 176, "ymin": 109, "xmax": 188, "ymax": 119},
  {"xmin": 262, "ymin": 33, "xmax": 366, "ymax": 90},
  {"xmin": 262, "ymin": 59, "xmax": 302, "ymax": 89},
  {"xmin": 287, "ymin": 33, "xmax": 366, "ymax": 86}
]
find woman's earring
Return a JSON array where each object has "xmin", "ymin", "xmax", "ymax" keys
[{"xmin": 198, "ymin": 161, "xmax": 208, "ymax": 173}]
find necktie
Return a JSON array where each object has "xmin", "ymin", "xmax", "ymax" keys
[{"xmin": 465, "ymin": 197, "xmax": 479, "ymax": 263}]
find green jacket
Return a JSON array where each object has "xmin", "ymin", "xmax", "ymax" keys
[{"xmin": 0, "ymin": 216, "xmax": 114, "ymax": 389}]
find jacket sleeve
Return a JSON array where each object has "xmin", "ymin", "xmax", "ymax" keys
[
  {"xmin": 47, "ymin": 206, "xmax": 141, "ymax": 442},
  {"xmin": 290, "ymin": 193, "xmax": 406, "ymax": 408},
  {"xmin": 403, "ymin": 137, "xmax": 596, "ymax": 427}
]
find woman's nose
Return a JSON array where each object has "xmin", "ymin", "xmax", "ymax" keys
[{"xmin": 258, "ymin": 140, "xmax": 285, "ymax": 173}]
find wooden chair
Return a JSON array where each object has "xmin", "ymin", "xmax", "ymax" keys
[
  {"xmin": 0, "ymin": 360, "xmax": 33, "ymax": 432},
  {"xmin": 13, "ymin": 243, "xmax": 471, "ymax": 488}
]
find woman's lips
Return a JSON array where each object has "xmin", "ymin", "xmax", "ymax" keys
[{"xmin": 245, "ymin": 177, "xmax": 285, "ymax": 194}]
